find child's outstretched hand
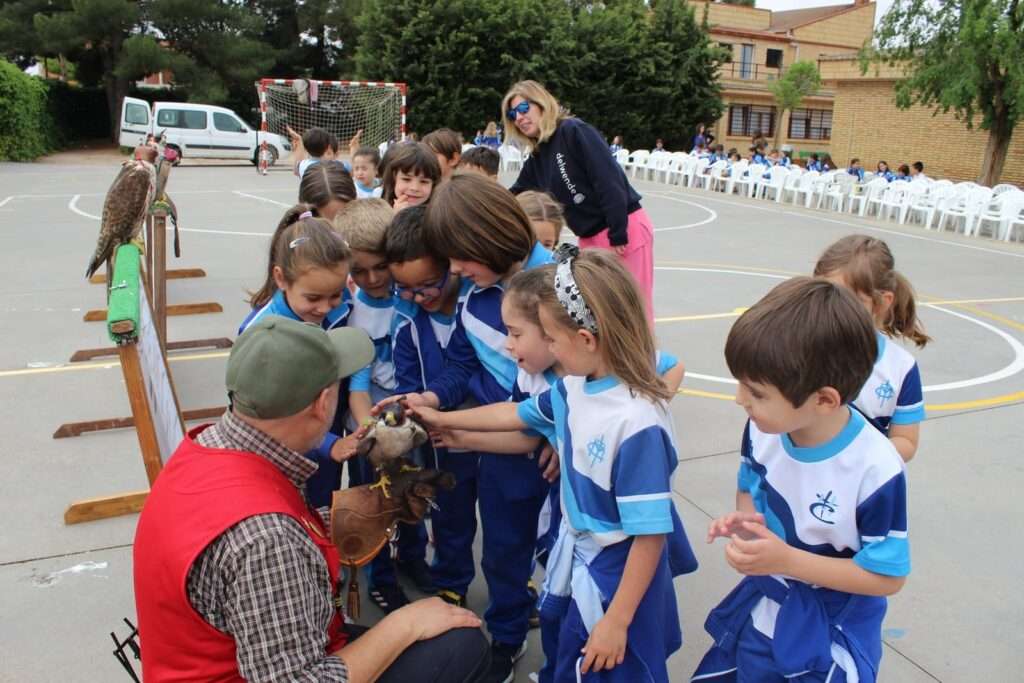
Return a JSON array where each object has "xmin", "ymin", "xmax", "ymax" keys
[
  {"xmin": 428, "ymin": 427, "xmax": 465, "ymax": 450},
  {"xmin": 407, "ymin": 404, "xmax": 446, "ymax": 428},
  {"xmin": 707, "ymin": 511, "xmax": 765, "ymax": 543},
  {"xmin": 330, "ymin": 423, "xmax": 369, "ymax": 463},
  {"xmin": 580, "ymin": 613, "xmax": 628, "ymax": 673},
  {"xmin": 537, "ymin": 444, "xmax": 559, "ymax": 482},
  {"xmin": 724, "ymin": 521, "xmax": 793, "ymax": 576}
]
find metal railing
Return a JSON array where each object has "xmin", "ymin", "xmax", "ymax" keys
[{"xmin": 722, "ymin": 63, "xmax": 784, "ymax": 81}]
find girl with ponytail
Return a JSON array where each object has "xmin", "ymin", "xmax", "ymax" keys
[{"xmin": 814, "ymin": 234, "xmax": 929, "ymax": 462}]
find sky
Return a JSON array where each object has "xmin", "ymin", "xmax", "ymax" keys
[{"xmin": 756, "ymin": 0, "xmax": 895, "ymax": 24}]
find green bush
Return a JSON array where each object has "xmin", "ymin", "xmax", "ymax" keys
[
  {"xmin": 47, "ymin": 81, "xmax": 109, "ymax": 144},
  {"xmin": 0, "ymin": 59, "xmax": 59, "ymax": 160}
]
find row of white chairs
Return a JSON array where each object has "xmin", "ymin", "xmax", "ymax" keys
[{"xmin": 615, "ymin": 149, "xmax": 1024, "ymax": 242}]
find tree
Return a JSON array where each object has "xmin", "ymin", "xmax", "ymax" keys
[
  {"xmin": 354, "ymin": 0, "xmax": 575, "ymax": 136},
  {"xmin": 863, "ymin": 0, "xmax": 1024, "ymax": 186},
  {"xmin": 768, "ymin": 59, "xmax": 821, "ymax": 150}
]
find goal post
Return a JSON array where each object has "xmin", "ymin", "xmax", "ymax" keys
[{"xmin": 256, "ymin": 79, "xmax": 407, "ymax": 175}]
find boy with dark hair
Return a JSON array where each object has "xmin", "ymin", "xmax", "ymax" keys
[
  {"xmin": 291, "ymin": 126, "xmax": 339, "ymax": 178},
  {"xmin": 385, "ymin": 206, "xmax": 479, "ymax": 608},
  {"xmin": 911, "ymin": 160, "xmax": 927, "ymax": 180},
  {"xmin": 423, "ymin": 128, "xmax": 463, "ymax": 179},
  {"xmin": 847, "ymin": 157, "xmax": 865, "ymax": 182},
  {"xmin": 694, "ymin": 276, "xmax": 910, "ymax": 683},
  {"xmin": 458, "ymin": 146, "xmax": 500, "ymax": 179},
  {"xmin": 352, "ymin": 145, "xmax": 383, "ymax": 198}
]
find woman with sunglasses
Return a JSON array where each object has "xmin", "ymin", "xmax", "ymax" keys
[{"xmin": 503, "ymin": 80, "xmax": 655, "ymax": 323}]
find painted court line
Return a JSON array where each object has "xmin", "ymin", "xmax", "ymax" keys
[
  {"xmin": 66, "ymin": 195, "xmax": 270, "ymax": 237},
  {"xmin": 232, "ymin": 191, "xmax": 291, "ymax": 208},
  {"xmin": 646, "ymin": 185, "xmax": 1024, "ymax": 260},
  {"xmin": 647, "ymin": 195, "xmax": 718, "ymax": 232},
  {"xmin": 0, "ymin": 196, "xmax": 12, "ymax": 209}
]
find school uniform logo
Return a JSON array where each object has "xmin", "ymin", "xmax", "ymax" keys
[
  {"xmin": 875, "ymin": 380, "xmax": 895, "ymax": 405},
  {"xmin": 809, "ymin": 491, "xmax": 838, "ymax": 525},
  {"xmin": 586, "ymin": 435, "xmax": 606, "ymax": 465}
]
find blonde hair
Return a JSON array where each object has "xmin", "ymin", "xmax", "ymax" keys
[
  {"xmin": 516, "ymin": 190, "xmax": 565, "ymax": 229},
  {"xmin": 506, "ymin": 265, "xmax": 555, "ymax": 328},
  {"xmin": 540, "ymin": 249, "xmax": 671, "ymax": 402},
  {"xmin": 249, "ymin": 205, "xmax": 350, "ymax": 308},
  {"xmin": 501, "ymin": 80, "xmax": 570, "ymax": 151},
  {"xmin": 333, "ymin": 198, "xmax": 393, "ymax": 253},
  {"xmin": 813, "ymin": 234, "xmax": 930, "ymax": 348}
]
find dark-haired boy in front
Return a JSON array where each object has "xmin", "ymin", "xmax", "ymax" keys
[
  {"xmin": 693, "ymin": 277, "xmax": 910, "ymax": 683},
  {"xmin": 385, "ymin": 206, "xmax": 480, "ymax": 609}
]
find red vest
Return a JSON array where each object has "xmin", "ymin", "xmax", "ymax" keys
[{"xmin": 133, "ymin": 425, "xmax": 347, "ymax": 682}]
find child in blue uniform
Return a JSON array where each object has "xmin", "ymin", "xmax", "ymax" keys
[
  {"xmin": 414, "ymin": 247, "xmax": 693, "ymax": 683},
  {"xmin": 336, "ymin": 198, "xmax": 432, "ymax": 611},
  {"xmin": 694, "ymin": 277, "xmax": 910, "ymax": 683},
  {"xmin": 815, "ymin": 235, "xmax": 930, "ymax": 462},
  {"xmin": 384, "ymin": 206, "xmax": 481, "ymax": 607},
  {"xmin": 239, "ymin": 205, "xmax": 359, "ymax": 506},
  {"xmin": 383, "ymin": 174, "xmax": 554, "ymax": 682}
]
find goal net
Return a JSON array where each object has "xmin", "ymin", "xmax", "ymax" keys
[{"xmin": 256, "ymin": 79, "xmax": 406, "ymax": 174}]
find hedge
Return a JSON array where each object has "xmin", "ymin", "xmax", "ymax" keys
[{"xmin": 0, "ymin": 59, "xmax": 58, "ymax": 161}]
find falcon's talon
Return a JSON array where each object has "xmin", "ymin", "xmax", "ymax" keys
[{"xmin": 369, "ymin": 474, "xmax": 393, "ymax": 498}]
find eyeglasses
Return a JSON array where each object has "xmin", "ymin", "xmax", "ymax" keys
[
  {"xmin": 506, "ymin": 101, "xmax": 532, "ymax": 122},
  {"xmin": 394, "ymin": 270, "xmax": 449, "ymax": 302}
]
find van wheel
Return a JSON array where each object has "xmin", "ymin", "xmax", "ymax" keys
[
  {"xmin": 167, "ymin": 145, "xmax": 182, "ymax": 166},
  {"xmin": 252, "ymin": 147, "xmax": 279, "ymax": 167}
]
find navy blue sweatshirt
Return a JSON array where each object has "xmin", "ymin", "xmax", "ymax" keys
[{"xmin": 510, "ymin": 118, "xmax": 642, "ymax": 246}]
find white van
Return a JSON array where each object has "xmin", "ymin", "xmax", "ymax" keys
[{"xmin": 118, "ymin": 97, "xmax": 289, "ymax": 166}]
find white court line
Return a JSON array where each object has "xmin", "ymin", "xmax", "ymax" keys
[
  {"xmin": 655, "ymin": 266, "xmax": 1024, "ymax": 392},
  {"xmin": 233, "ymin": 190, "xmax": 291, "ymax": 207},
  {"xmin": 644, "ymin": 185, "xmax": 1024, "ymax": 260},
  {"xmin": 0, "ymin": 196, "xmax": 12, "ymax": 209},
  {"xmin": 646, "ymin": 194, "xmax": 718, "ymax": 232},
  {"xmin": 68, "ymin": 194, "xmax": 98, "ymax": 220},
  {"xmin": 67, "ymin": 194, "xmax": 271, "ymax": 236}
]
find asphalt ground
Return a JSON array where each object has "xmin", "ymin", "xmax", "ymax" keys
[{"xmin": 1, "ymin": 159, "xmax": 1021, "ymax": 682}]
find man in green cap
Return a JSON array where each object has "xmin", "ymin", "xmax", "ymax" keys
[{"xmin": 133, "ymin": 316, "xmax": 490, "ymax": 682}]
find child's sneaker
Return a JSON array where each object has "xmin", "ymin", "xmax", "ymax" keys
[
  {"xmin": 436, "ymin": 589, "xmax": 467, "ymax": 607},
  {"xmin": 484, "ymin": 640, "xmax": 527, "ymax": 683},
  {"xmin": 368, "ymin": 583, "xmax": 410, "ymax": 614},
  {"xmin": 398, "ymin": 557, "xmax": 437, "ymax": 593}
]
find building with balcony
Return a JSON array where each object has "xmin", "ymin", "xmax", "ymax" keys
[{"xmin": 695, "ymin": 0, "xmax": 877, "ymax": 160}]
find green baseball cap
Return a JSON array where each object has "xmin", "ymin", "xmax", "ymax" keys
[{"xmin": 227, "ymin": 316, "xmax": 374, "ymax": 419}]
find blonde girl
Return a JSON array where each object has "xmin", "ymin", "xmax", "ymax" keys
[{"xmin": 814, "ymin": 234, "xmax": 929, "ymax": 462}]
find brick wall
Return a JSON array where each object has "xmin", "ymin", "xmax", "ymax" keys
[
  {"xmin": 791, "ymin": 4, "xmax": 876, "ymax": 48},
  {"xmin": 829, "ymin": 79, "xmax": 1024, "ymax": 184},
  {"xmin": 692, "ymin": 1, "xmax": 772, "ymax": 31}
]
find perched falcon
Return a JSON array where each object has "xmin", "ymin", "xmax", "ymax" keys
[
  {"xmin": 85, "ymin": 146, "xmax": 157, "ymax": 279},
  {"xmin": 356, "ymin": 403, "xmax": 429, "ymax": 498}
]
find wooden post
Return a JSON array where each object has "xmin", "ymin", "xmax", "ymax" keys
[{"xmin": 152, "ymin": 208, "xmax": 168, "ymax": 352}]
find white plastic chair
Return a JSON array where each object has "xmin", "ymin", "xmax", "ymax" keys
[
  {"xmin": 991, "ymin": 183, "xmax": 1020, "ymax": 197},
  {"xmin": 614, "ymin": 149, "xmax": 629, "ymax": 169},
  {"xmin": 759, "ymin": 165, "xmax": 790, "ymax": 202},
  {"xmin": 894, "ymin": 181, "xmax": 932, "ymax": 224},
  {"xmin": 689, "ymin": 158, "xmax": 712, "ymax": 188},
  {"xmin": 723, "ymin": 160, "xmax": 750, "ymax": 195},
  {"xmin": 625, "ymin": 150, "xmax": 650, "ymax": 179},
  {"xmin": 705, "ymin": 160, "xmax": 730, "ymax": 192},
  {"xmin": 644, "ymin": 153, "xmax": 672, "ymax": 183},
  {"xmin": 909, "ymin": 182, "xmax": 963, "ymax": 230},
  {"xmin": 848, "ymin": 177, "xmax": 888, "ymax": 217},
  {"xmin": 461, "ymin": 143, "xmax": 475, "ymax": 153},
  {"xmin": 820, "ymin": 173, "xmax": 856, "ymax": 212},
  {"xmin": 878, "ymin": 180, "xmax": 912, "ymax": 221},
  {"xmin": 807, "ymin": 170, "xmax": 837, "ymax": 209},
  {"xmin": 937, "ymin": 186, "xmax": 994, "ymax": 234},
  {"xmin": 498, "ymin": 144, "xmax": 523, "ymax": 172},
  {"xmin": 973, "ymin": 191, "xmax": 1024, "ymax": 239},
  {"xmin": 734, "ymin": 163, "xmax": 766, "ymax": 198},
  {"xmin": 791, "ymin": 171, "xmax": 820, "ymax": 207}
]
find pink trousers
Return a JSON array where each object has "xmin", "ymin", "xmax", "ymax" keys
[{"xmin": 578, "ymin": 208, "xmax": 655, "ymax": 324}]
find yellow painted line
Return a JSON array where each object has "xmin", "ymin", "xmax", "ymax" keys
[
  {"xmin": 923, "ymin": 296, "xmax": 1024, "ymax": 306},
  {"xmin": 924, "ymin": 391, "xmax": 1024, "ymax": 411},
  {"xmin": 678, "ymin": 387, "xmax": 734, "ymax": 401},
  {"xmin": 0, "ymin": 350, "xmax": 229, "ymax": 378},
  {"xmin": 936, "ymin": 303, "xmax": 1024, "ymax": 333},
  {"xmin": 656, "ymin": 308, "xmax": 748, "ymax": 323}
]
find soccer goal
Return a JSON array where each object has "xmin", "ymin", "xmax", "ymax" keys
[{"xmin": 255, "ymin": 79, "xmax": 407, "ymax": 174}]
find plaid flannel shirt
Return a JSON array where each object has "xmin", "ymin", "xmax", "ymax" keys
[{"xmin": 185, "ymin": 411, "xmax": 348, "ymax": 682}]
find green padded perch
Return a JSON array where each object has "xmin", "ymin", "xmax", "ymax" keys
[{"xmin": 107, "ymin": 244, "xmax": 142, "ymax": 345}]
